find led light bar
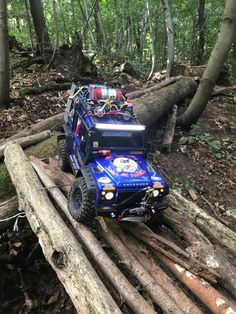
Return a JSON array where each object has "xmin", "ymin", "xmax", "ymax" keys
[{"xmin": 95, "ymin": 123, "xmax": 145, "ymax": 131}]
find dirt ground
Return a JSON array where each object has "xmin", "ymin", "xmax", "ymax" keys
[{"xmin": 0, "ymin": 59, "xmax": 236, "ymax": 313}]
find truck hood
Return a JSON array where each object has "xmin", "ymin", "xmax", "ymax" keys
[{"xmin": 93, "ymin": 154, "xmax": 159, "ymax": 188}]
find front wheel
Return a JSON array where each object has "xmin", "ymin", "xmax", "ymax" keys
[{"xmin": 68, "ymin": 177, "xmax": 96, "ymax": 224}]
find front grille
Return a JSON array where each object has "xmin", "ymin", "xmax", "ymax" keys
[{"xmin": 117, "ymin": 190, "xmax": 146, "ymax": 206}]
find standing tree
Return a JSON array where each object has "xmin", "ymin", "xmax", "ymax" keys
[
  {"xmin": 179, "ymin": 0, "xmax": 236, "ymax": 128},
  {"xmin": 94, "ymin": 0, "xmax": 106, "ymax": 52},
  {"xmin": 161, "ymin": 0, "xmax": 174, "ymax": 78},
  {"xmin": 29, "ymin": 0, "xmax": 52, "ymax": 54},
  {"xmin": 0, "ymin": 0, "xmax": 10, "ymax": 108},
  {"xmin": 195, "ymin": 0, "xmax": 206, "ymax": 65}
]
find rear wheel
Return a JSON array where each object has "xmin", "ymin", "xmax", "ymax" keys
[
  {"xmin": 58, "ymin": 139, "xmax": 71, "ymax": 172},
  {"xmin": 68, "ymin": 177, "xmax": 96, "ymax": 224}
]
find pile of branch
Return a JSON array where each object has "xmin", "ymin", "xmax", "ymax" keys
[{"xmin": 3, "ymin": 145, "xmax": 236, "ymax": 313}]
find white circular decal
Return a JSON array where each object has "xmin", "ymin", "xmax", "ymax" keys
[
  {"xmin": 98, "ymin": 177, "xmax": 111, "ymax": 184},
  {"xmin": 113, "ymin": 158, "xmax": 138, "ymax": 173}
]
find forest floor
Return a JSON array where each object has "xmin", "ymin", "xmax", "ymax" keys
[{"xmin": 0, "ymin": 56, "xmax": 236, "ymax": 313}]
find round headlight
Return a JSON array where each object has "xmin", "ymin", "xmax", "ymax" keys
[
  {"xmin": 153, "ymin": 190, "xmax": 159, "ymax": 197},
  {"xmin": 105, "ymin": 191, "xmax": 114, "ymax": 200}
]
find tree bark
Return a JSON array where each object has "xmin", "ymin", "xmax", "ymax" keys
[
  {"xmin": 179, "ymin": 0, "xmax": 236, "ymax": 128},
  {"xmin": 0, "ymin": 130, "xmax": 51, "ymax": 160},
  {"xmin": 94, "ymin": 0, "xmax": 106, "ymax": 51},
  {"xmin": 195, "ymin": 0, "xmax": 205, "ymax": 65},
  {"xmin": 155, "ymin": 254, "xmax": 236, "ymax": 314},
  {"xmin": 163, "ymin": 208, "xmax": 236, "ymax": 299},
  {"xmin": 134, "ymin": 77, "xmax": 197, "ymax": 126},
  {"xmin": 47, "ymin": 0, "xmax": 59, "ymax": 69},
  {"xmin": 162, "ymin": 104, "xmax": 178, "ymax": 151},
  {"xmin": 4, "ymin": 143, "xmax": 121, "ymax": 314},
  {"xmin": 0, "ymin": 113, "xmax": 64, "ymax": 144},
  {"xmin": 161, "ymin": 0, "xmax": 174, "ymax": 78},
  {"xmin": 116, "ymin": 226, "xmax": 203, "ymax": 314},
  {"xmin": 97, "ymin": 218, "xmax": 184, "ymax": 314},
  {"xmin": 30, "ymin": 157, "xmax": 157, "ymax": 314},
  {"xmin": 0, "ymin": 0, "xmax": 10, "ymax": 108},
  {"xmin": 29, "ymin": 0, "xmax": 52, "ymax": 53},
  {"xmin": 168, "ymin": 189, "xmax": 236, "ymax": 255}
]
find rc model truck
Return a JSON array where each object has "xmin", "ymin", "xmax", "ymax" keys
[{"xmin": 58, "ymin": 84, "xmax": 169, "ymax": 224}]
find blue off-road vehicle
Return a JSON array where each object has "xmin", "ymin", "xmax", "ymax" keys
[{"xmin": 58, "ymin": 84, "xmax": 169, "ymax": 224}]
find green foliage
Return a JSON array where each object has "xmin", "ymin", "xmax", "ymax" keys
[
  {"xmin": 179, "ymin": 125, "xmax": 233, "ymax": 160},
  {"xmin": 6, "ymin": 0, "xmax": 226, "ymax": 68}
]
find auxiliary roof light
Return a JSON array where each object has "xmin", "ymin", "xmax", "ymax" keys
[{"xmin": 95, "ymin": 123, "xmax": 146, "ymax": 131}]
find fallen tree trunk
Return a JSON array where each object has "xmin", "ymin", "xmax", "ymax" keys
[
  {"xmin": 122, "ymin": 222, "xmax": 219, "ymax": 283},
  {"xmin": 30, "ymin": 157, "xmax": 156, "ymax": 314},
  {"xmin": 0, "ymin": 130, "xmax": 51, "ymax": 160},
  {"xmin": 0, "ymin": 113, "xmax": 64, "ymax": 144},
  {"xmin": 155, "ymin": 254, "xmax": 236, "ymax": 314},
  {"xmin": 0, "ymin": 196, "xmax": 18, "ymax": 231},
  {"xmin": 117, "ymin": 225, "xmax": 203, "ymax": 314},
  {"xmin": 168, "ymin": 189, "xmax": 236, "ymax": 255},
  {"xmin": 97, "ymin": 218, "xmax": 184, "ymax": 314},
  {"xmin": 126, "ymin": 76, "xmax": 182, "ymax": 99},
  {"xmin": 163, "ymin": 207, "xmax": 236, "ymax": 299},
  {"xmin": 133, "ymin": 77, "xmax": 197, "ymax": 125},
  {"xmin": 4, "ymin": 143, "xmax": 121, "ymax": 314},
  {"xmin": 19, "ymin": 82, "xmax": 71, "ymax": 97}
]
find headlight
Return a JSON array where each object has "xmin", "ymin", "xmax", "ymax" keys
[
  {"xmin": 105, "ymin": 191, "xmax": 114, "ymax": 200},
  {"xmin": 153, "ymin": 190, "xmax": 159, "ymax": 197}
]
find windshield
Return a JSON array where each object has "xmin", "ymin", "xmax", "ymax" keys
[{"xmin": 92, "ymin": 130, "xmax": 144, "ymax": 150}]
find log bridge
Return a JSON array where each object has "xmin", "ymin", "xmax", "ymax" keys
[{"xmin": 3, "ymin": 143, "xmax": 236, "ymax": 314}]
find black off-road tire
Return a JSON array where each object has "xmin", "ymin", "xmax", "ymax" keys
[
  {"xmin": 58, "ymin": 139, "xmax": 71, "ymax": 172},
  {"xmin": 68, "ymin": 177, "xmax": 96, "ymax": 224}
]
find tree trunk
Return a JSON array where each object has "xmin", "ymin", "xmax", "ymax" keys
[
  {"xmin": 47, "ymin": 0, "xmax": 59, "ymax": 69},
  {"xmin": 168, "ymin": 189, "xmax": 236, "ymax": 255},
  {"xmin": 0, "ymin": 130, "xmax": 51, "ymax": 160},
  {"xmin": 147, "ymin": 0, "xmax": 157, "ymax": 80},
  {"xmin": 4, "ymin": 143, "xmax": 121, "ymax": 314},
  {"xmin": 163, "ymin": 208, "xmax": 236, "ymax": 299},
  {"xmin": 25, "ymin": 0, "xmax": 35, "ymax": 52},
  {"xmin": 155, "ymin": 254, "xmax": 236, "ymax": 314},
  {"xmin": 232, "ymin": 29, "xmax": 236, "ymax": 75},
  {"xmin": 134, "ymin": 77, "xmax": 197, "ymax": 126},
  {"xmin": 29, "ymin": 0, "xmax": 52, "ymax": 54},
  {"xmin": 162, "ymin": 104, "xmax": 178, "ymax": 151},
  {"xmin": 0, "ymin": 0, "xmax": 10, "ymax": 108},
  {"xmin": 179, "ymin": 0, "xmax": 236, "ymax": 128},
  {"xmin": 195, "ymin": 0, "xmax": 205, "ymax": 65},
  {"xmin": 30, "ymin": 157, "xmax": 157, "ymax": 314},
  {"xmin": 94, "ymin": 0, "xmax": 106, "ymax": 51},
  {"xmin": 97, "ymin": 218, "xmax": 184, "ymax": 314},
  {"xmin": 161, "ymin": 0, "xmax": 174, "ymax": 78}
]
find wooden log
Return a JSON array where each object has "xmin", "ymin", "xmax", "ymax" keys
[
  {"xmin": 19, "ymin": 82, "xmax": 71, "ymax": 97},
  {"xmin": 168, "ymin": 189, "xmax": 236, "ymax": 255},
  {"xmin": 30, "ymin": 157, "xmax": 156, "ymax": 314},
  {"xmin": 0, "ymin": 196, "xmax": 18, "ymax": 231},
  {"xmin": 155, "ymin": 254, "xmax": 236, "ymax": 314},
  {"xmin": 133, "ymin": 77, "xmax": 197, "ymax": 126},
  {"xmin": 4, "ymin": 143, "xmax": 121, "ymax": 314},
  {"xmin": 0, "ymin": 113, "xmax": 64, "ymax": 144},
  {"xmin": 97, "ymin": 218, "xmax": 184, "ymax": 314},
  {"xmin": 126, "ymin": 76, "xmax": 182, "ymax": 99},
  {"xmin": 163, "ymin": 208, "xmax": 236, "ymax": 299},
  {"xmin": 117, "ymin": 226, "xmax": 203, "ymax": 314},
  {"xmin": 162, "ymin": 104, "xmax": 178, "ymax": 152},
  {"xmin": 122, "ymin": 222, "xmax": 219, "ymax": 283},
  {"xmin": 0, "ymin": 130, "xmax": 51, "ymax": 160}
]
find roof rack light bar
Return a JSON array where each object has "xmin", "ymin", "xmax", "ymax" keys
[{"xmin": 95, "ymin": 123, "xmax": 145, "ymax": 131}]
